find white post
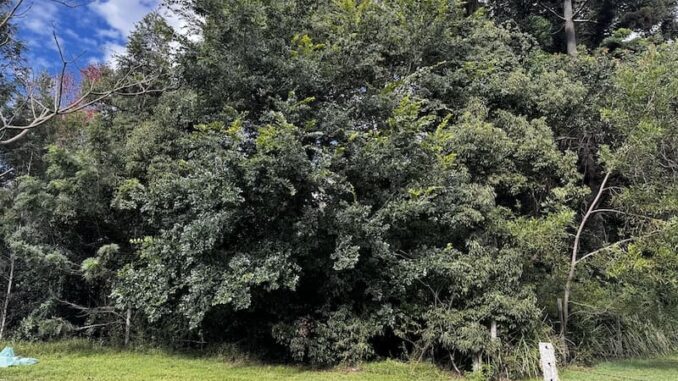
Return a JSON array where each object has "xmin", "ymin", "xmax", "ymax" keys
[{"xmin": 539, "ymin": 342, "xmax": 559, "ymax": 381}]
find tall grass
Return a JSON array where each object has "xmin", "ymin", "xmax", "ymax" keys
[{"xmin": 581, "ymin": 317, "xmax": 678, "ymax": 360}]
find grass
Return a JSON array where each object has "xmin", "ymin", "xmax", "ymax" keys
[
  {"xmin": 554, "ymin": 355, "xmax": 678, "ymax": 381},
  {"xmin": 0, "ymin": 341, "xmax": 676, "ymax": 380},
  {"xmin": 0, "ymin": 340, "xmax": 455, "ymax": 381}
]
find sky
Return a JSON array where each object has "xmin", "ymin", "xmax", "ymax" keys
[{"xmin": 16, "ymin": 0, "xmax": 183, "ymax": 74}]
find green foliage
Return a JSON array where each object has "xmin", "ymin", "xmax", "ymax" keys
[
  {"xmin": 486, "ymin": 0, "xmax": 678, "ymax": 53},
  {"xmin": 273, "ymin": 307, "xmax": 388, "ymax": 365},
  {"xmin": 0, "ymin": 0, "xmax": 676, "ymax": 378},
  {"xmin": 16, "ymin": 301, "xmax": 74, "ymax": 341}
]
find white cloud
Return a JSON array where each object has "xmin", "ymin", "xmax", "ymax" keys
[
  {"xmin": 96, "ymin": 28, "xmax": 122, "ymax": 40},
  {"xmin": 61, "ymin": 29, "xmax": 98, "ymax": 47},
  {"xmin": 90, "ymin": 0, "xmax": 158, "ymax": 39},
  {"xmin": 29, "ymin": 33, "xmax": 66, "ymax": 55},
  {"xmin": 102, "ymin": 42, "xmax": 126, "ymax": 67},
  {"xmin": 18, "ymin": 2, "xmax": 80, "ymax": 56},
  {"xmin": 80, "ymin": 36, "xmax": 99, "ymax": 47},
  {"xmin": 21, "ymin": 1, "xmax": 59, "ymax": 36},
  {"xmin": 29, "ymin": 55, "xmax": 52, "ymax": 70},
  {"xmin": 63, "ymin": 28, "xmax": 79, "ymax": 39},
  {"xmin": 159, "ymin": 2, "xmax": 202, "ymax": 43}
]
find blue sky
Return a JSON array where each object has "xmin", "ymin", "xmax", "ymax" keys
[{"xmin": 16, "ymin": 0, "xmax": 170, "ymax": 74}]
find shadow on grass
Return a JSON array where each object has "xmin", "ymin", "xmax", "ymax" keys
[{"xmin": 4, "ymin": 339, "xmax": 320, "ymax": 372}]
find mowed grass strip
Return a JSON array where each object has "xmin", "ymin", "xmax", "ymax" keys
[
  {"xmin": 1, "ymin": 341, "xmax": 677, "ymax": 380},
  {"xmin": 556, "ymin": 355, "xmax": 678, "ymax": 381},
  {"xmin": 0, "ymin": 341, "xmax": 456, "ymax": 381}
]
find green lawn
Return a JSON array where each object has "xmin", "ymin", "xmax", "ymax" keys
[
  {"xmin": 0, "ymin": 341, "xmax": 454, "ymax": 381},
  {"xmin": 555, "ymin": 356, "xmax": 678, "ymax": 381},
  {"xmin": 0, "ymin": 341, "xmax": 676, "ymax": 380}
]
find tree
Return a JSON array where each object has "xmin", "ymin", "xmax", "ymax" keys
[
  {"xmin": 0, "ymin": 0, "xmax": 168, "ymax": 145},
  {"xmin": 0, "ymin": 12, "xmax": 179, "ymax": 342},
  {"xmin": 111, "ymin": 2, "xmax": 583, "ymax": 374},
  {"xmin": 0, "ymin": 1, "xmax": 676, "ymax": 377},
  {"xmin": 559, "ymin": 42, "xmax": 678, "ymax": 346},
  {"xmin": 486, "ymin": 0, "xmax": 678, "ymax": 54}
]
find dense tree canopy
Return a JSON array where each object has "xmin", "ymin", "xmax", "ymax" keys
[
  {"xmin": 0, "ymin": 0, "xmax": 676, "ymax": 378},
  {"xmin": 486, "ymin": 0, "xmax": 678, "ymax": 53}
]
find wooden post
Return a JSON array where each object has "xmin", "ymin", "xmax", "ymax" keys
[
  {"xmin": 539, "ymin": 342, "xmax": 559, "ymax": 381},
  {"xmin": 0, "ymin": 254, "xmax": 15, "ymax": 340},
  {"xmin": 124, "ymin": 306, "xmax": 132, "ymax": 346}
]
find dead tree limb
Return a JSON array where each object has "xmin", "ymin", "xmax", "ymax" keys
[
  {"xmin": 1, "ymin": 5, "xmax": 168, "ymax": 145},
  {"xmin": 561, "ymin": 171, "xmax": 610, "ymax": 337}
]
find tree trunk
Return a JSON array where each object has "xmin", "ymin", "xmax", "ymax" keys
[
  {"xmin": 0, "ymin": 254, "xmax": 15, "ymax": 340},
  {"xmin": 124, "ymin": 306, "xmax": 132, "ymax": 346},
  {"xmin": 490, "ymin": 320, "xmax": 497, "ymax": 341},
  {"xmin": 561, "ymin": 172, "xmax": 610, "ymax": 338},
  {"xmin": 563, "ymin": 0, "xmax": 577, "ymax": 56},
  {"xmin": 472, "ymin": 353, "xmax": 483, "ymax": 372},
  {"xmin": 557, "ymin": 298, "xmax": 564, "ymax": 334}
]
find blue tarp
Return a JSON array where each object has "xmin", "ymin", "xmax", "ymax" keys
[{"xmin": 0, "ymin": 347, "xmax": 38, "ymax": 368}]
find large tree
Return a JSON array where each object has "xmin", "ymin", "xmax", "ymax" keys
[
  {"xmin": 486, "ymin": 0, "xmax": 678, "ymax": 55},
  {"xmin": 0, "ymin": 1, "xmax": 676, "ymax": 378}
]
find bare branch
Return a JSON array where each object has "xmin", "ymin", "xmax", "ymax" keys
[
  {"xmin": 551, "ymin": 24, "xmax": 565, "ymax": 35},
  {"xmin": 573, "ymin": 0, "xmax": 591, "ymax": 17},
  {"xmin": 57, "ymin": 298, "xmax": 123, "ymax": 318},
  {"xmin": 0, "ymin": 64, "xmax": 167, "ymax": 144},
  {"xmin": 575, "ymin": 238, "xmax": 635, "ymax": 264},
  {"xmin": 561, "ymin": 171, "xmax": 611, "ymax": 337},
  {"xmin": 574, "ymin": 19, "xmax": 598, "ymax": 24},
  {"xmin": 0, "ymin": 168, "xmax": 14, "ymax": 178},
  {"xmin": 0, "ymin": 129, "xmax": 28, "ymax": 144},
  {"xmin": 590, "ymin": 208, "xmax": 658, "ymax": 221},
  {"xmin": 575, "ymin": 227, "xmax": 667, "ymax": 265},
  {"xmin": 0, "ymin": 0, "xmax": 25, "ymax": 30},
  {"xmin": 0, "ymin": 33, "xmax": 11, "ymax": 47},
  {"xmin": 537, "ymin": 1, "xmax": 565, "ymax": 20},
  {"xmin": 73, "ymin": 322, "xmax": 119, "ymax": 331},
  {"xmin": 53, "ymin": 30, "xmax": 68, "ymax": 112},
  {"xmin": 0, "ymin": 0, "xmax": 167, "ymax": 145}
]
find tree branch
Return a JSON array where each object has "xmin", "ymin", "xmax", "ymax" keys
[
  {"xmin": 0, "ymin": 2, "xmax": 168, "ymax": 145},
  {"xmin": 537, "ymin": 1, "xmax": 565, "ymax": 20},
  {"xmin": 575, "ymin": 238, "xmax": 635, "ymax": 264},
  {"xmin": 73, "ymin": 322, "xmax": 119, "ymax": 331},
  {"xmin": 0, "ymin": 60, "xmax": 167, "ymax": 145},
  {"xmin": 574, "ymin": 19, "xmax": 598, "ymax": 24},
  {"xmin": 590, "ymin": 208, "xmax": 658, "ymax": 221},
  {"xmin": 0, "ymin": 0, "xmax": 25, "ymax": 30},
  {"xmin": 573, "ymin": 0, "xmax": 591, "ymax": 17},
  {"xmin": 57, "ymin": 298, "xmax": 123, "ymax": 318},
  {"xmin": 0, "ymin": 168, "xmax": 14, "ymax": 178},
  {"xmin": 561, "ymin": 171, "xmax": 611, "ymax": 337},
  {"xmin": 575, "ymin": 227, "xmax": 667, "ymax": 265}
]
